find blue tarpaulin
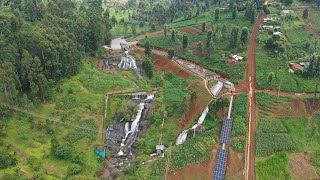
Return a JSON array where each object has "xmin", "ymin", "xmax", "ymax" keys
[{"xmin": 95, "ymin": 147, "xmax": 106, "ymax": 157}]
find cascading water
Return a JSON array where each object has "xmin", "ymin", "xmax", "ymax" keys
[
  {"xmin": 118, "ymin": 94, "xmax": 155, "ymax": 156},
  {"xmin": 176, "ymin": 130, "xmax": 189, "ymax": 145},
  {"xmin": 191, "ymin": 107, "xmax": 209, "ymax": 130},
  {"xmin": 118, "ymin": 51, "xmax": 137, "ymax": 69},
  {"xmin": 175, "ymin": 107, "xmax": 209, "ymax": 145}
]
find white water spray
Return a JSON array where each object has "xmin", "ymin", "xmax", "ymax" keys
[{"xmin": 175, "ymin": 107, "xmax": 209, "ymax": 145}]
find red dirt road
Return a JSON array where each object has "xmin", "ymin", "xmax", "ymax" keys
[{"xmin": 245, "ymin": 10, "xmax": 266, "ymax": 180}]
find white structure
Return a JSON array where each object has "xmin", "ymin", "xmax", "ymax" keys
[
  {"xmin": 211, "ymin": 81, "xmax": 224, "ymax": 97},
  {"xmin": 273, "ymin": 32, "xmax": 283, "ymax": 36},
  {"xmin": 280, "ymin": 10, "xmax": 293, "ymax": 17},
  {"xmin": 262, "ymin": 25, "xmax": 274, "ymax": 30},
  {"xmin": 230, "ymin": 54, "xmax": 244, "ymax": 62}
]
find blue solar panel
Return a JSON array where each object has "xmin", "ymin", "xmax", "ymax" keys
[
  {"xmin": 220, "ymin": 118, "xmax": 232, "ymax": 144},
  {"xmin": 213, "ymin": 148, "xmax": 228, "ymax": 180}
]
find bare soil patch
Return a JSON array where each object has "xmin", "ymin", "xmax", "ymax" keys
[
  {"xmin": 273, "ymin": 99, "xmax": 308, "ymax": 118},
  {"xmin": 168, "ymin": 148, "xmax": 217, "ymax": 180},
  {"xmin": 304, "ymin": 99, "xmax": 320, "ymax": 114},
  {"xmin": 43, "ymin": 164, "xmax": 64, "ymax": 178},
  {"xmin": 226, "ymin": 151, "xmax": 245, "ymax": 179},
  {"xmin": 288, "ymin": 153, "xmax": 319, "ymax": 180}
]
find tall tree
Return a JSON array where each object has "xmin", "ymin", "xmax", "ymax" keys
[
  {"xmin": 207, "ymin": 30, "xmax": 213, "ymax": 48},
  {"xmin": 240, "ymin": 27, "xmax": 249, "ymax": 46},
  {"xmin": 303, "ymin": 8, "xmax": 309, "ymax": 19},
  {"xmin": 202, "ymin": 22, "xmax": 206, "ymax": 33},
  {"xmin": 182, "ymin": 35, "xmax": 188, "ymax": 49},
  {"xmin": 230, "ymin": 26, "xmax": 239, "ymax": 48},
  {"xmin": 215, "ymin": 8, "xmax": 220, "ymax": 21},
  {"xmin": 232, "ymin": 5, "xmax": 238, "ymax": 19},
  {"xmin": 144, "ymin": 41, "xmax": 152, "ymax": 57},
  {"xmin": 142, "ymin": 57, "xmax": 154, "ymax": 79},
  {"xmin": 171, "ymin": 30, "xmax": 176, "ymax": 41}
]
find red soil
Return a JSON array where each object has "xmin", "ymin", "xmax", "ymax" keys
[
  {"xmin": 151, "ymin": 51, "xmax": 192, "ymax": 78},
  {"xmin": 245, "ymin": 9, "xmax": 266, "ymax": 180},
  {"xmin": 168, "ymin": 148, "xmax": 218, "ymax": 180}
]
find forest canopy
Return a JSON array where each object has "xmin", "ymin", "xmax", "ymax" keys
[{"xmin": 0, "ymin": 0, "xmax": 112, "ymax": 105}]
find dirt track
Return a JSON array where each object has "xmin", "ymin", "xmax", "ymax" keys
[{"xmin": 245, "ymin": 9, "xmax": 266, "ymax": 180}]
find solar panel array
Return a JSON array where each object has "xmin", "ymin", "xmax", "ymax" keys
[
  {"xmin": 220, "ymin": 118, "xmax": 232, "ymax": 144},
  {"xmin": 213, "ymin": 148, "xmax": 228, "ymax": 180}
]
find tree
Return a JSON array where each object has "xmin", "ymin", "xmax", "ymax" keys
[
  {"xmin": 124, "ymin": 22, "xmax": 128, "ymax": 33},
  {"xmin": 303, "ymin": 8, "xmax": 309, "ymax": 19},
  {"xmin": 171, "ymin": 30, "xmax": 176, "ymax": 41},
  {"xmin": 164, "ymin": 24, "xmax": 168, "ymax": 36},
  {"xmin": 0, "ymin": 148, "xmax": 17, "ymax": 169},
  {"xmin": 197, "ymin": 42, "xmax": 203, "ymax": 53},
  {"xmin": 151, "ymin": 24, "xmax": 156, "ymax": 31},
  {"xmin": 182, "ymin": 35, "xmax": 188, "ymax": 49},
  {"xmin": 230, "ymin": 26, "xmax": 240, "ymax": 48},
  {"xmin": 111, "ymin": 16, "xmax": 117, "ymax": 25},
  {"xmin": 229, "ymin": 0, "xmax": 235, "ymax": 11},
  {"xmin": 207, "ymin": 30, "xmax": 213, "ymax": 47},
  {"xmin": 267, "ymin": 72, "xmax": 275, "ymax": 85},
  {"xmin": 215, "ymin": 8, "xmax": 220, "ymax": 21},
  {"xmin": 202, "ymin": 22, "xmax": 206, "ymax": 32},
  {"xmin": 144, "ymin": 41, "xmax": 152, "ymax": 57},
  {"xmin": 142, "ymin": 57, "xmax": 154, "ymax": 79},
  {"xmin": 131, "ymin": 23, "xmax": 136, "ymax": 35},
  {"xmin": 240, "ymin": 27, "xmax": 249, "ymax": 46},
  {"xmin": 222, "ymin": 25, "xmax": 227, "ymax": 39},
  {"xmin": 245, "ymin": 1, "xmax": 257, "ymax": 24},
  {"xmin": 232, "ymin": 6, "xmax": 238, "ymax": 20},
  {"xmin": 167, "ymin": 49, "xmax": 175, "ymax": 59}
]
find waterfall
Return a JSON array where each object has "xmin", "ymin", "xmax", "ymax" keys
[
  {"xmin": 117, "ymin": 94, "xmax": 155, "ymax": 156},
  {"xmin": 191, "ymin": 107, "xmax": 209, "ymax": 130},
  {"xmin": 118, "ymin": 51, "xmax": 137, "ymax": 69},
  {"xmin": 175, "ymin": 107, "xmax": 209, "ymax": 145},
  {"xmin": 176, "ymin": 130, "xmax": 189, "ymax": 145}
]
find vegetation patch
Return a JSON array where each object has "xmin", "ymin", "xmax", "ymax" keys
[{"xmin": 256, "ymin": 152, "xmax": 291, "ymax": 180}]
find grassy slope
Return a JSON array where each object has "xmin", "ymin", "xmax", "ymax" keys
[{"xmin": 0, "ymin": 60, "xmax": 139, "ymax": 179}]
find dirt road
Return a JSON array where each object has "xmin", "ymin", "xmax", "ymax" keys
[{"xmin": 245, "ymin": 10, "xmax": 266, "ymax": 180}]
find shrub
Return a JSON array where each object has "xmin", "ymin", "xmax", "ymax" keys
[
  {"xmin": 0, "ymin": 148, "xmax": 16, "ymax": 169},
  {"xmin": 231, "ymin": 137, "xmax": 246, "ymax": 152},
  {"xmin": 68, "ymin": 164, "xmax": 82, "ymax": 176},
  {"xmin": 167, "ymin": 48, "xmax": 175, "ymax": 59}
]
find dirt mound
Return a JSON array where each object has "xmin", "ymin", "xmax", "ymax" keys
[{"xmin": 288, "ymin": 153, "xmax": 319, "ymax": 180}]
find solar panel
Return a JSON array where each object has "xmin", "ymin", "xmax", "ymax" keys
[
  {"xmin": 213, "ymin": 148, "xmax": 228, "ymax": 180},
  {"xmin": 220, "ymin": 118, "xmax": 232, "ymax": 144}
]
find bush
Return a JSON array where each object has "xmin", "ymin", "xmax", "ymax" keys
[
  {"xmin": 68, "ymin": 164, "xmax": 82, "ymax": 176},
  {"xmin": 0, "ymin": 148, "xmax": 16, "ymax": 169},
  {"xmin": 231, "ymin": 137, "xmax": 246, "ymax": 152},
  {"xmin": 167, "ymin": 48, "xmax": 175, "ymax": 59}
]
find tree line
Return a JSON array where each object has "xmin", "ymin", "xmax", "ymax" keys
[{"xmin": 0, "ymin": 0, "xmax": 112, "ymax": 114}]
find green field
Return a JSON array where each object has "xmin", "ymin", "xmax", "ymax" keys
[{"xmin": 256, "ymin": 152, "xmax": 291, "ymax": 180}]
